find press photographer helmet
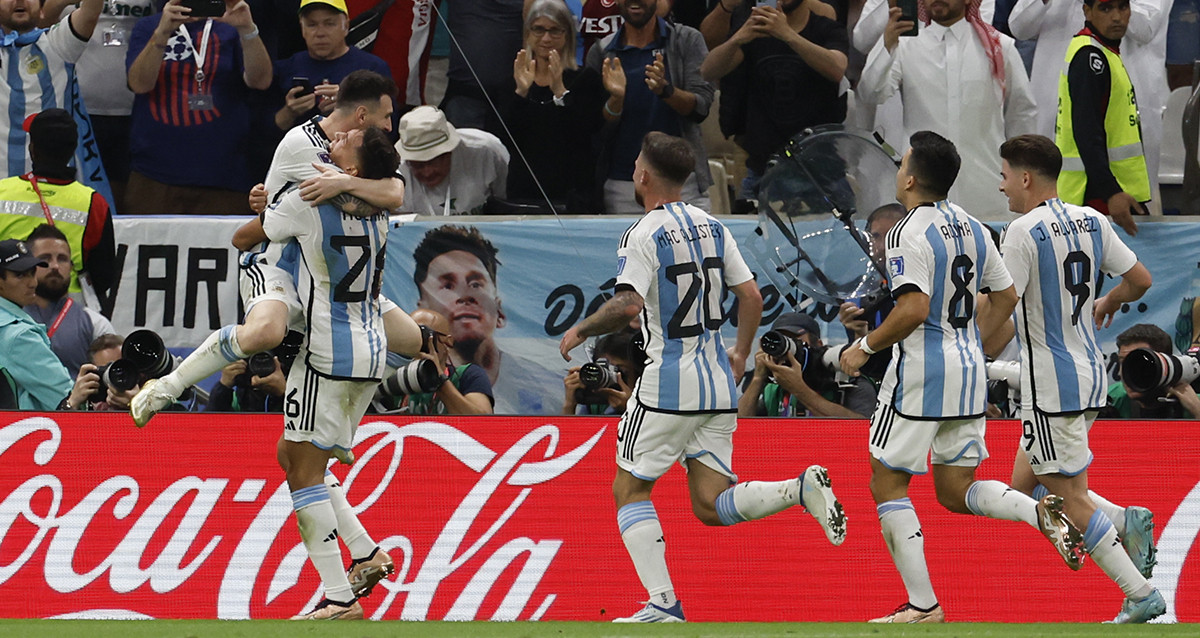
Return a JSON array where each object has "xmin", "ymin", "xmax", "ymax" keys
[{"xmin": 1121, "ymin": 347, "xmax": 1200, "ymax": 395}]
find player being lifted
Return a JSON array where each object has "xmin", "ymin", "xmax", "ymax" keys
[
  {"xmin": 560, "ymin": 132, "xmax": 847, "ymax": 624},
  {"xmin": 841, "ymin": 131, "xmax": 1085, "ymax": 624},
  {"xmin": 131, "ymin": 70, "xmax": 420, "ymax": 428},
  {"xmin": 997, "ymin": 134, "xmax": 1163, "ymax": 623}
]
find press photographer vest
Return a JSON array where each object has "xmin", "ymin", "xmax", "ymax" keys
[
  {"xmin": 405, "ymin": 364, "xmax": 470, "ymax": 415},
  {"xmin": 0, "ymin": 175, "xmax": 95, "ymax": 292},
  {"xmin": 1055, "ymin": 34, "xmax": 1150, "ymax": 204}
]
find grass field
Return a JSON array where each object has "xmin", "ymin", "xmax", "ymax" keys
[{"xmin": 0, "ymin": 621, "xmax": 1192, "ymax": 638}]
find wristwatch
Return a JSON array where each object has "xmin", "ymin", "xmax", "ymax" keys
[{"xmin": 659, "ymin": 83, "xmax": 675, "ymax": 99}]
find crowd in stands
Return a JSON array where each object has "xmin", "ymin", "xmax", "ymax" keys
[{"xmin": 0, "ymin": 0, "xmax": 1196, "ymax": 417}]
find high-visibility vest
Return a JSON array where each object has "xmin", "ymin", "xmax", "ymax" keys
[
  {"xmin": 1055, "ymin": 34, "xmax": 1150, "ymax": 204},
  {"xmin": 0, "ymin": 176, "xmax": 96, "ymax": 292}
]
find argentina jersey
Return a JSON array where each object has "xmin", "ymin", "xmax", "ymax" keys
[
  {"xmin": 881, "ymin": 201, "xmax": 1013, "ymax": 419},
  {"xmin": 262, "ymin": 194, "xmax": 388, "ymax": 381},
  {"xmin": 1000, "ymin": 198, "xmax": 1137, "ymax": 413},
  {"xmin": 616, "ymin": 202, "xmax": 754, "ymax": 413}
]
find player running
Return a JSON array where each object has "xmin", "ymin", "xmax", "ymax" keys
[{"xmin": 560, "ymin": 132, "xmax": 847, "ymax": 624}]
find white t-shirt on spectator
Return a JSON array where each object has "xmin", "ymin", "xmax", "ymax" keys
[{"xmin": 398, "ymin": 128, "xmax": 509, "ymax": 215}]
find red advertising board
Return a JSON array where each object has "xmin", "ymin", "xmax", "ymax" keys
[{"xmin": 0, "ymin": 413, "xmax": 1195, "ymax": 622}]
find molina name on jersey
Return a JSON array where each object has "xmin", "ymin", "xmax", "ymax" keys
[{"xmin": 616, "ymin": 202, "xmax": 753, "ymax": 413}]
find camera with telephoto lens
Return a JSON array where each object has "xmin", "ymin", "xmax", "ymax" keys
[
  {"xmin": 761, "ymin": 331, "xmax": 847, "ymax": 393},
  {"xmin": 380, "ymin": 358, "xmax": 444, "ymax": 396},
  {"xmin": 985, "ymin": 359, "xmax": 1021, "ymax": 406},
  {"xmin": 89, "ymin": 359, "xmax": 140, "ymax": 404},
  {"xmin": 575, "ymin": 358, "xmax": 622, "ymax": 405},
  {"xmin": 88, "ymin": 330, "xmax": 178, "ymax": 403},
  {"xmin": 233, "ymin": 351, "xmax": 280, "ymax": 388},
  {"xmin": 1121, "ymin": 346, "xmax": 1200, "ymax": 396},
  {"xmin": 760, "ymin": 330, "xmax": 798, "ymax": 363}
]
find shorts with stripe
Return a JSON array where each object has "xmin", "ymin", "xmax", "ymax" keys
[
  {"xmin": 869, "ymin": 402, "xmax": 989, "ymax": 474},
  {"xmin": 616, "ymin": 394, "xmax": 737, "ymax": 482},
  {"xmin": 282, "ymin": 356, "xmax": 376, "ymax": 464},
  {"xmin": 1020, "ymin": 406, "xmax": 1095, "ymax": 476},
  {"xmin": 239, "ymin": 259, "xmax": 303, "ymax": 331}
]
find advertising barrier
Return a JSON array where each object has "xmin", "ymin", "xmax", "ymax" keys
[{"xmin": 0, "ymin": 413, "xmax": 1195, "ymax": 622}]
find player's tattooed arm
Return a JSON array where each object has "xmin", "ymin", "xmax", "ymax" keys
[
  {"xmin": 330, "ymin": 193, "xmax": 380, "ymax": 217},
  {"xmin": 559, "ymin": 288, "xmax": 643, "ymax": 361}
]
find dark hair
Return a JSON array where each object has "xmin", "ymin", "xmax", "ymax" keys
[
  {"xmin": 1116, "ymin": 324, "xmax": 1172, "ymax": 354},
  {"xmin": 336, "ymin": 70, "xmax": 398, "ymax": 111},
  {"xmin": 88, "ymin": 333, "xmax": 124, "ymax": 360},
  {"xmin": 1000, "ymin": 134, "xmax": 1062, "ymax": 181},
  {"xmin": 357, "ymin": 127, "xmax": 400, "ymax": 180},
  {"xmin": 867, "ymin": 203, "xmax": 906, "ymax": 226},
  {"xmin": 594, "ymin": 331, "xmax": 646, "ymax": 375},
  {"xmin": 26, "ymin": 223, "xmax": 68, "ymax": 245},
  {"xmin": 413, "ymin": 225, "xmax": 501, "ymax": 289},
  {"xmin": 907, "ymin": 131, "xmax": 960, "ymax": 199},
  {"xmin": 640, "ymin": 132, "xmax": 694, "ymax": 186}
]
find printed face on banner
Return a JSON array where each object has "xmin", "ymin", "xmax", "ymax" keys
[{"xmin": 418, "ymin": 250, "xmax": 505, "ymax": 349}]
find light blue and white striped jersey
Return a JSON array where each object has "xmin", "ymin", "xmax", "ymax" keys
[
  {"xmin": 616, "ymin": 202, "xmax": 753, "ymax": 413},
  {"xmin": 0, "ymin": 16, "xmax": 113, "ymax": 208},
  {"xmin": 880, "ymin": 201, "xmax": 1013, "ymax": 419},
  {"xmin": 1000, "ymin": 198, "xmax": 1137, "ymax": 414},
  {"xmin": 262, "ymin": 192, "xmax": 388, "ymax": 381}
]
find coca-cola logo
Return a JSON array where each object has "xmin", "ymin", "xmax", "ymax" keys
[{"xmin": 0, "ymin": 416, "xmax": 604, "ymax": 620}]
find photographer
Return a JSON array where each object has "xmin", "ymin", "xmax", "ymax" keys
[
  {"xmin": 206, "ymin": 354, "xmax": 287, "ymax": 413},
  {"xmin": 562, "ymin": 331, "xmax": 644, "ymax": 416},
  {"xmin": 739, "ymin": 312, "xmax": 875, "ymax": 418},
  {"xmin": 381, "ymin": 308, "xmax": 493, "ymax": 416},
  {"xmin": 65, "ymin": 334, "xmax": 139, "ymax": 411},
  {"xmin": 1103, "ymin": 324, "xmax": 1200, "ymax": 419}
]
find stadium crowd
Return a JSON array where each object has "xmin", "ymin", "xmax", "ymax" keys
[{"xmin": 0, "ymin": 0, "xmax": 1194, "ymax": 417}]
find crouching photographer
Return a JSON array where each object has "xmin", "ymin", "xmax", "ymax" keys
[
  {"xmin": 64, "ymin": 331, "xmax": 185, "ymax": 411},
  {"xmin": 374, "ymin": 309, "xmax": 493, "ymax": 415},
  {"xmin": 562, "ymin": 331, "xmax": 645, "ymax": 416},
  {"xmin": 1102, "ymin": 324, "xmax": 1200, "ymax": 419},
  {"xmin": 206, "ymin": 332, "xmax": 301, "ymax": 413},
  {"xmin": 738, "ymin": 313, "xmax": 876, "ymax": 418}
]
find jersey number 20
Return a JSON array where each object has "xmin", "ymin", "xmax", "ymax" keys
[{"xmin": 665, "ymin": 257, "xmax": 725, "ymax": 339}]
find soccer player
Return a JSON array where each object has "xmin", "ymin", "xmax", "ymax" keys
[
  {"xmin": 559, "ymin": 132, "xmax": 847, "ymax": 623},
  {"xmin": 131, "ymin": 70, "xmax": 421, "ymax": 427},
  {"xmin": 265, "ymin": 125, "xmax": 399, "ymax": 620},
  {"xmin": 840, "ymin": 131, "xmax": 1084, "ymax": 624},
  {"xmin": 997, "ymin": 134, "xmax": 1163, "ymax": 623}
]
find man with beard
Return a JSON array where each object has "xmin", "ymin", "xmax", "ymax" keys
[
  {"xmin": 0, "ymin": 109, "xmax": 116, "ymax": 300},
  {"xmin": 23, "ymin": 224, "xmax": 116, "ymax": 375},
  {"xmin": 411, "ymin": 224, "xmax": 562, "ymax": 414},
  {"xmin": 585, "ymin": 0, "xmax": 714, "ymax": 214},
  {"xmin": 700, "ymin": 0, "xmax": 848, "ymax": 196},
  {"xmin": 857, "ymin": 0, "xmax": 1036, "ymax": 221}
]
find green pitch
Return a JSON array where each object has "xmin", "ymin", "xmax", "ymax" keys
[{"xmin": 1, "ymin": 621, "xmax": 1193, "ymax": 638}]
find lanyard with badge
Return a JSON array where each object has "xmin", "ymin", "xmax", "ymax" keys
[{"xmin": 178, "ymin": 18, "xmax": 214, "ymax": 111}]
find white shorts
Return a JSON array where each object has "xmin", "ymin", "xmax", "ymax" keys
[
  {"xmin": 1020, "ymin": 407, "xmax": 1095, "ymax": 476},
  {"xmin": 282, "ymin": 358, "xmax": 376, "ymax": 464},
  {"xmin": 617, "ymin": 395, "xmax": 737, "ymax": 482},
  {"xmin": 869, "ymin": 402, "xmax": 989, "ymax": 475},
  {"xmin": 240, "ymin": 259, "xmax": 303, "ymax": 331}
]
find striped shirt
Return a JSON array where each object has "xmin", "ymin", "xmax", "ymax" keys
[
  {"xmin": 1000, "ymin": 198, "xmax": 1137, "ymax": 414},
  {"xmin": 262, "ymin": 192, "xmax": 388, "ymax": 381},
  {"xmin": 880, "ymin": 201, "xmax": 1013, "ymax": 419},
  {"xmin": 0, "ymin": 16, "xmax": 113, "ymax": 209},
  {"xmin": 616, "ymin": 202, "xmax": 753, "ymax": 413}
]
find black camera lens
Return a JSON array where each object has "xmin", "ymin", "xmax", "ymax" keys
[
  {"xmin": 90, "ymin": 359, "xmax": 139, "ymax": 403},
  {"xmin": 761, "ymin": 330, "xmax": 798, "ymax": 360},
  {"xmin": 247, "ymin": 352, "xmax": 277, "ymax": 378},
  {"xmin": 579, "ymin": 360, "xmax": 619, "ymax": 390},
  {"xmin": 123, "ymin": 329, "xmax": 174, "ymax": 378}
]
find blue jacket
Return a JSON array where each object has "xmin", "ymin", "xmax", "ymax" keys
[{"xmin": 0, "ymin": 296, "xmax": 72, "ymax": 410}]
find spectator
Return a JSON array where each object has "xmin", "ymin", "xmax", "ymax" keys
[
  {"xmin": 857, "ymin": 0, "xmax": 1036, "ymax": 221},
  {"xmin": 124, "ymin": 0, "xmax": 272, "ymax": 214},
  {"xmin": 1122, "ymin": 0, "xmax": 1172, "ymax": 214},
  {"xmin": 1009, "ymin": 0, "xmax": 1087, "ymax": 140},
  {"xmin": 387, "ymin": 308, "xmax": 494, "ymax": 415},
  {"xmin": 738, "ymin": 312, "xmax": 876, "ymax": 417},
  {"xmin": 562, "ymin": 330, "xmax": 643, "ymax": 415},
  {"xmin": 1104, "ymin": 324, "xmax": 1200, "ymax": 419},
  {"xmin": 0, "ymin": 0, "xmax": 113, "ymax": 211},
  {"xmin": 274, "ymin": 0, "xmax": 393, "ymax": 132},
  {"xmin": 345, "ymin": 0, "xmax": 438, "ymax": 109},
  {"xmin": 440, "ymin": 0, "xmax": 524, "ymax": 139},
  {"xmin": 578, "ymin": 0, "xmax": 623, "ymax": 59},
  {"xmin": 585, "ymin": 0, "xmax": 714, "ymax": 214},
  {"xmin": 1056, "ymin": 0, "xmax": 1149, "ymax": 236},
  {"xmin": 23, "ymin": 224, "xmax": 116, "ymax": 375},
  {"xmin": 412, "ymin": 224, "xmax": 563, "ymax": 414},
  {"xmin": 40, "ymin": 0, "xmax": 157, "ymax": 210},
  {"xmin": 395, "ymin": 105, "xmax": 509, "ymax": 215},
  {"xmin": 1166, "ymin": 0, "xmax": 1200, "ymax": 90},
  {"xmin": 0, "ymin": 239, "xmax": 71, "ymax": 410},
  {"xmin": 837, "ymin": 202, "xmax": 904, "ymax": 385},
  {"xmin": 701, "ymin": 0, "xmax": 848, "ymax": 197},
  {"xmin": 0, "ymin": 110, "xmax": 117, "ymax": 299},
  {"xmin": 507, "ymin": 0, "xmax": 606, "ymax": 213}
]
